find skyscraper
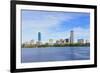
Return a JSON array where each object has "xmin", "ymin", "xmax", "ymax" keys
[
  {"xmin": 70, "ymin": 30, "xmax": 74, "ymax": 44},
  {"xmin": 38, "ymin": 32, "xmax": 41, "ymax": 42},
  {"xmin": 37, "ymin": 32, "xmax": 41, "ymax": 46}
]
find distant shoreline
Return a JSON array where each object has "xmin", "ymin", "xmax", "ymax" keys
[
  {"xmin": 22, "ymin": 42, "xmax": 90, "ymax": 48},
  {"xmin": 22, "ymin": 46, "xmax": 90, "ymax": 48}
]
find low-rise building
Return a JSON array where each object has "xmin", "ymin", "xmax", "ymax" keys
[
  {"xmin": 77, "ymin": 39, "xmax": 84, "ymax": 44},
  {"xmin": 65, "ymin": 38, "xmax": 69, "ymax": 43}
]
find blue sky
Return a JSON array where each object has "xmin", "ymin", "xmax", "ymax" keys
[{"xmin": 21, "ymin": 10, "xmax": 90, "ymax": 43}]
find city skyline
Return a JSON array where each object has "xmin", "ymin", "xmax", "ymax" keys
[
  {"xmin": 22, "ymin": 30, "xmax": 89, "ymax": 45},
  {"xmin": 22, "ymin": 10, "xmax": 90, "ymax": 43}
]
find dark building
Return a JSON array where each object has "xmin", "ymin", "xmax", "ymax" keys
[
  {"xmin": 65, "ymin": 39, "xmax": 69, "ymax": 43},
  {"xmin": 37, "ymin": 32, "xmax": 41, "ymax": 46},
  {"xmin": 38, "ymin": 32, "xmax": 41, "ymax": 41},
  {"xmin": 70, "ymin": 30, "xmax": 74, "ymax": 44}
]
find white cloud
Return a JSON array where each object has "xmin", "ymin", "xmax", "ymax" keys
[
  {"xmin": 22, "ymin": 11, "xmax": 89, "ymax": 43},
  {"xmin": 72, "ymin": 27, "xmax": 90, "ymax": 42},
  {"xmin": 22, "ymin": 12, "xmax": 75, "ymax": 32},
  {"xmin": 41, "ymin": 27, "xmax": 90, "ymax": 43}
]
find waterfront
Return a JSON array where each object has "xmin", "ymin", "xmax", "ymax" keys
[{"xmin": 21, "ymin": 47, "xmax": 90, "ymax": 63}]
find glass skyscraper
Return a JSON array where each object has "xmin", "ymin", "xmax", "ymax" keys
[
  {"xmin": 38, "ymin": 32, "xmax": 41, "ymax": 41},
  {"xmin": 70, "ymin": 30, "xmax": 74, "ymax": 44}
]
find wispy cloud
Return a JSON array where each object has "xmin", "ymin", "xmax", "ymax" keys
[
  {"xmin": 72, "ymin": 27, "xmax": 90, "ymax": 42},
  {"xmin": 21, "ymin": 10, "xmax": 90, "ymax": 43},
  {"xmin": 22, "ymin": 11, "xmax": 76, "ymax": 32}
]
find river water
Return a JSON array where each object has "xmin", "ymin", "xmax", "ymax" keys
[{"xmin": 21, "ymin": 47, "xmax": 90, "ymax": 63}]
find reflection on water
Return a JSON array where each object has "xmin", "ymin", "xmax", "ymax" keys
[{"xmin": 21, "ymin": 47, "xmax": 90, "ymax": 63}]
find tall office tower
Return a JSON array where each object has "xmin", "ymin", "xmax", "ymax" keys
[
  {"xmin": 37, "ymin": 32, "xmax": 41, "ymax": 46},
  {"xmin": 70, "ymin": 30, "xmax": 74, "ymax": 44},
  {"xmin": 38, "ymin": 32, "xmax": 41, "ymax": 42}
]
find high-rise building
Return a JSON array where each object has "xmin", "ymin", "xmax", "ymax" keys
[
  {"xmin": 37, "ymin": 32, "xmax": 41, "ymax": 46},
  {"xmin": 70, "ymin": 30, "xmax": 74, "ymax": 44},
  {"xmin": 38, "ymin": 32, "xmax": 41, "ymax": 41}
]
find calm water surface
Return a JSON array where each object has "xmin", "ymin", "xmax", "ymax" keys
[{"xmin": 21, "ymin": 47, "xmax": 90, "ymax": 63}]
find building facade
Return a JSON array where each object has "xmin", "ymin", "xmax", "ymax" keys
[
  {"xmin": 77, "ymin": 39, "xmax": 84, "ymax": 44},
  {"xmin": 70, "ymin": 30, "xmax": 74, "ymax": 44},
  {"xmin": 37, "ymin": 32, "xmax": 41, "ymax": 46},
  {"xmin": 65, "ymin": 38, "xmax": 69, "ymax": 43}
]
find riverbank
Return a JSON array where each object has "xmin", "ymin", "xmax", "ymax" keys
[
  {"xmin": 22, "ymin": 45, "xmax": 90, "ymax": 48},
  {"xmin": 22, "ymin": 43, "xmax": 90, "ymax": 48}
]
